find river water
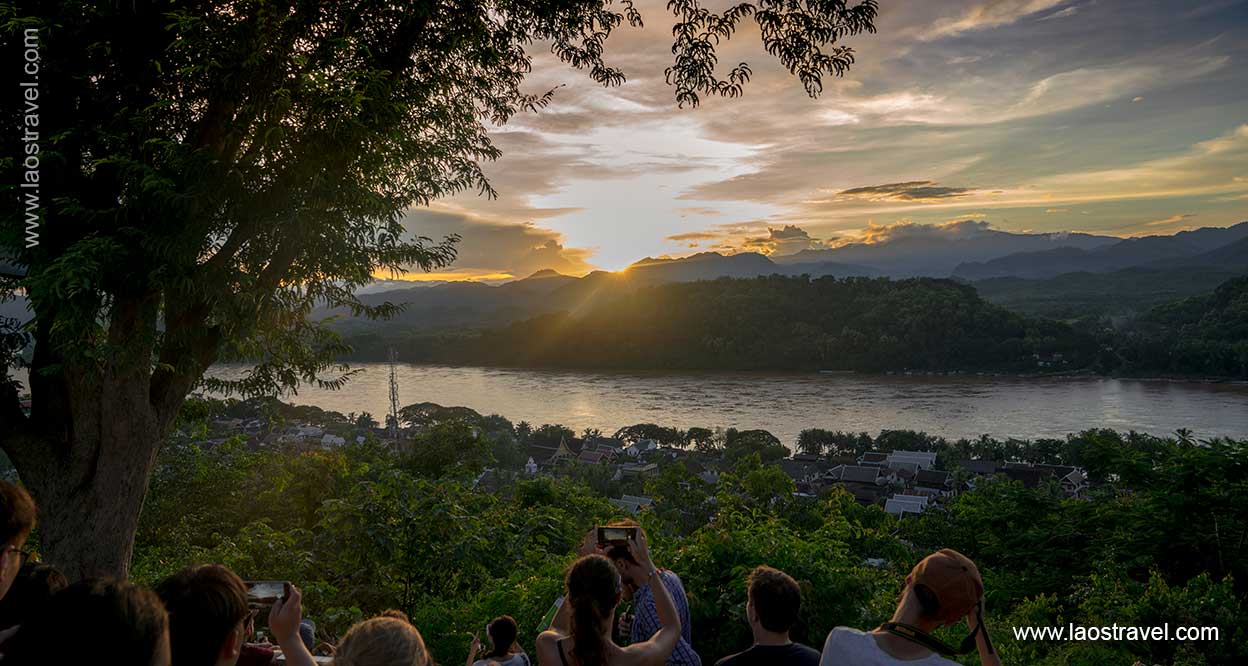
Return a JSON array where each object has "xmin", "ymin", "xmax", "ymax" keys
[{"xmin": 204, "ymin": 364, "xmax": 1248, "ymax": 445}]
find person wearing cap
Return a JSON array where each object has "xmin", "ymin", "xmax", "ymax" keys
[{"xmin": 818, "ymin": 549, "xmax": 1001, "ymax": 666}]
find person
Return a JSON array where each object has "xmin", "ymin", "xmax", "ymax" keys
[
  {"xmin": 156, "ymin": 564, "xmax": 316, "ymax": 666},
  {"xmin": 0, "ymin": 562, "xmax": 67, "ymax": 631},
  {"xmin": 535, "ymin": 531, "xmax": 681, "ymax": 666},
  {"xmin": 595, "ymin": 523, "xmax": 699, "ymax": 666},
  {"xmin": 0, "ymin": 482, "xmax": 36, "ymax": 603},
  {"xmin": 818, "ymin": 549, "xmax": 1001, "ymax": 666},
  {"xmin": 468, "ymin": 615, "xmax": 531, "ymax": 666},
  {"xmin": 334, "ymin": 610, "xmax": 431, "ymax": 666},
  {"xmin": 714, "ymin": 566, "xmax": 819, "ymax": 666},
  {"xmin": 156, "ymin": 564, "xmax": 252, "ymax": 666},
  {"xmin": 1, "ymin": 577, "xmax": 171, "ymax": 665}
]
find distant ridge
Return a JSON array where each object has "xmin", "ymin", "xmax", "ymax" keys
[
  {"xmin": 954, "ymin": 221, "xmax": 1248, "ymax": 280},
  {"xmin": 773, "ymin": 225, "xmax": 1117, "ymax": 276}
]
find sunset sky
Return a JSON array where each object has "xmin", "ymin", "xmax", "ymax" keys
[{"xmin": 400, "ymin": 0, "xmax": 1248, "ymax": 281}]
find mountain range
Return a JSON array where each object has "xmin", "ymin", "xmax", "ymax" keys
[
  {"xmin": 315, "ymin": 221, "xmax": 1247, "ymax": 332},
  {"xmin": 952, "ymin": 223, "xmax": 1248, "ymax": 280}
]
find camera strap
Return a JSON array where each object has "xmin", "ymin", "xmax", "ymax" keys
[
  {"xmin": 878, "ymin": 622, "xmax": 965, "ymax": 657},
  {"xmin": 878, "ymin": 604, "xmax": 994, "ymax": 657}
]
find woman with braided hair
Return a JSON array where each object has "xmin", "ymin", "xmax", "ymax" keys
[{"xmin": 536, "ymin": 531, "xmax": 680, "ymax": 666}]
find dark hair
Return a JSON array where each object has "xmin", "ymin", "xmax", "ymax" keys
[
  {"xmin": 912, "ymin": 582, "xmax": 942, "ymax": 619},
  {"xmin": 566, "ymin": 554, "xmax": 621, "ymax": 666},
  {"xmin": 0, "ymin": 562, "xmax": 67, "ymax": 629},
  {"xmin": 486, "ymin": 615, "xmax": 518, "ymax": 659},
  {"xmin": 747, "ymin": 566, "xmax": 801, "ymax": 633},
  {"xmin": 4, "ymin": 578, "xmax": 168, "ymax": 665},
  {"xmin": 0, "ymin": 481, "xmax": 36, "ymax": 547},
  {"xmin": 155, "ymin": 564, "xmax": 249, "ymax": 666}
]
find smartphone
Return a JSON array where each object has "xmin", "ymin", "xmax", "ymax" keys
[
  {"xmin": 244, "ymin": 581, "xmax": 289, "ymax": 607},
  {"xmin": 596, "ymin": 526, "xmax": 637, "ymax": 545}
]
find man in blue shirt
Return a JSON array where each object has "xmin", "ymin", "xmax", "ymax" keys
[{"xmin": 598, "ymin": 522, "xmax": 701, "ymax": 666}]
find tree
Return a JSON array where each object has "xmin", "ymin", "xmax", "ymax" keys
[
  {"xmin": 0, "ymin": 0, "xmax": 880, "ymax": 578},
  {"xmin": 401, "ymin": 421, "xmax": 493, "ymax": 479},
  {"xmin": 614, "ymin": 423, "xmax": 683, "ymax": 446},
  {"xmin": 526, "ymin": 424, "xmax": 573, "ymax": 449},
  {"xmin": 723, "ymin": 428, "xmax": 787, "ymax": 464},
  {"xmin": 684, "ymin": 427, "xmax": 715, "ymax": 451}
]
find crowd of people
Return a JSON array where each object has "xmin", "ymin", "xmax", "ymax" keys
[{"xmin": 0, "ymin": 480, "xmax": 1001, "ymax": 665}]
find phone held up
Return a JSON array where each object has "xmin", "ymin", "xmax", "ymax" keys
[
  {"xmin": 244, "ymin": 581, "xmax": 290, "ymax": 608},
  {"xmin": 596, "ymin": 526, "xmax": 637, "ymax": 546}
]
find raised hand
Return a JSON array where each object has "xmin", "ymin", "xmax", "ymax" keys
[
  {"xmin": 626, "ymin": 530, "xmax": 654, "ymax": 570},
  {"xmin": 269, "ymin": 583, "xmax": 303, "ymax": 645}
]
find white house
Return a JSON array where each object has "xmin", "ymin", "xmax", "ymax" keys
[
  {"xmin": 886, "ymin": 450, "xmax": 937, "ymax": 471},
  {"xmin": 321, "ymin": 433, "xmax": 346, "ymax": 447},
  {"xmin": 884, "ymin": 493, "xmax": 930, "ymax": 517},
  {"xmin": 524, "ymin": 457, "xmax": 538, "ymax": 476},
  {"xmin": 624, "ymin": 439, "xmax": 659, "ymax": 458}
]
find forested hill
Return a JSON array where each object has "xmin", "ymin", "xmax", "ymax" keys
[
  {"xmin": 1111, "ymin": 276, "xmax": 1248, "ymax": 378},
  {"xmin": 348, "ymin": 276, "xmax": 1096, "ymax": 372}
]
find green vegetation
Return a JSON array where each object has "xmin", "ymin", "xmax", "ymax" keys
[
  {"xmin": 342, "ymin": 273, "xmax": 1248, "ymax": 380},
  {"xmin": 130, "ymin": 397, "xmax": 1248, "ymax": 665},
  {"xmin": 1109, "ymin": 276, "xmax": 1248, "ymax": 378},
  {"xmin": 369, "ymin": 276, "xmax": 1096, "ymax": 373},
  {"xmin": 971, "ymin": 268, "xmax": 1242, "ymax": 320}
]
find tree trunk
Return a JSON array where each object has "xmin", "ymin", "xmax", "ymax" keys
[
  {"xmin": 0, "ymin": 289, "xmax": 195, "ymax": 581},
  {"xmin": 5, "ymin": 369, "xmax": 164, "ymax": 581},
  {"xmin": 20, "ymin": 429, "xmax": 160, "ymax": 581}
]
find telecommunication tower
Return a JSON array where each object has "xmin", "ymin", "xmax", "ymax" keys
[{"xmin": 388, "ymin": 348, "xmax": 400, "ymax": 439}]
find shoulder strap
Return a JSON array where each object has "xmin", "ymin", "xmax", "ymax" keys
[{"xmin": 878, "ymin": 622, "xmax": 963, "ymax": 657}]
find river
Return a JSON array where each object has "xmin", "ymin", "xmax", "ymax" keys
[{"xmin": 204, "ymin": 364, "xmax": 1248, "ymax": 445}]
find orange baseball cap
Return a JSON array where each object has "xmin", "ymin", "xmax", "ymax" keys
[{"xmin": 910, "ymin": 549, "xmax": 983, "ymax": 622}]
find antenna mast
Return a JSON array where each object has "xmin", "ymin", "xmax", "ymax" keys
[{"xmin": 388, "ymin": 348, "xmax": 400, "ymax": 439}]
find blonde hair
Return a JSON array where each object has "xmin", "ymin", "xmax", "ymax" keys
[{"xmin": 334, "ymin": 615, "xmax": 430, "ymax": 666}]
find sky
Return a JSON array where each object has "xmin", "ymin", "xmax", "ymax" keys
[{"xmin": 399, "ymin": 0, "xmax": 1248, "ymax": 281}]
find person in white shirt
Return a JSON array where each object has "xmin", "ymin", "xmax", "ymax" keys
[{"xmin": 819, "ymin": 549, "xmax": 1000, "ymax": 666}]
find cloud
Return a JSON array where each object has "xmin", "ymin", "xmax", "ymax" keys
[
  {"xmin": 818, "ymin": 56, "xmax": 1227, "ymax": 127},
  {"xmin": 1146, "ymin": 213, "xmax": 1197, "ymax": 226},
  {"xmin": 853, "ymin": 219, "xmax": 995, "ymax": 244},
  {"xmin": 1025, "ymin": 125, "xmax": 1248, "ymax": 204},
  {"xmin": 400, "ymin": 209, "xmax": 597, "ymax": 279},
  {"xmin": 743, "ymin": 225, "xmax": 828, "ymax": 256},
  {"xmin": 1039, "ymin": 5, "xmax": 1081, "ymax": 21},
  {"xmin": 836, "ymin": 180, "xmax": 976, "ymax": 202},
  {"xmin": 663, "ymin": 223, "xmax": 832, "ymax": 256},
  {"xmin": 922, "ymin": 0, "xmax": 1068, "ymax": 40}
]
